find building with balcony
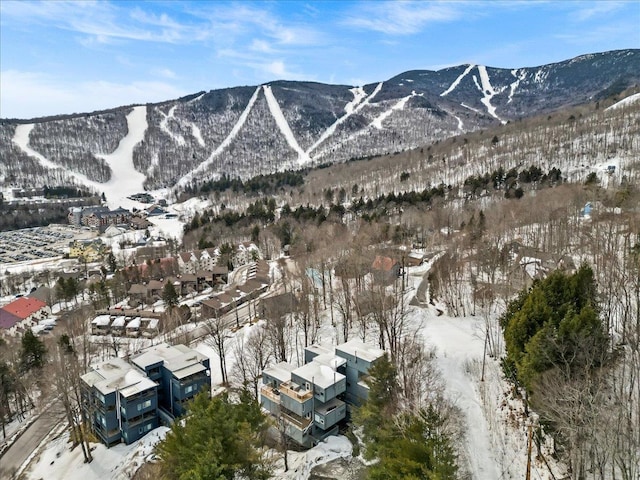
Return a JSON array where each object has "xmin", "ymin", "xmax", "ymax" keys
[
  {"xmin": 81, "ymin": 343, "xmax": 210, "ymax": 447},
  {"xmin": 131, "ymin": 343, "xmax": 211, "ymax": 419},
  {"xmin": 260, "ymin": 339, "xmax": 384, "ymax": 448}
]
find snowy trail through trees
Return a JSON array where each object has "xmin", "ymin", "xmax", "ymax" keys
[
  {"xmin": 13, "ymin": 124, "xmax": 102, "ymax": 190},
  {"xmin": 175, "ymin": 86, "xmax": 261, "ymax": 189},
  {"xmin": 263, "ymin": 85, "xmax": 311, "ymax": 166},
  {"xmin": 476, "ymin": 66, "xmax": 506, "ymax": 124},
  {"xmin": 96, "ymin": 105, "xmax": 148, "ymax": 207},
  {"xmin": 441, "ymin": 64, "xmax": 476, "ymax": 96},
  {"xmin": 422, "ymin": 313, "xmax": 501, "ymax": 479},
  {"xmin": 307, "ymin": 83, "xmax": 383, "ymax": 157}
]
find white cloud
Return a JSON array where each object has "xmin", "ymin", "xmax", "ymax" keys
[
  {"xmin": 343, "ymin": 1, "xmax": 463, "ymax": 35},
  {"xmin": 571, "ymin": 1, "xmax": 626, "ymax": 22},
  {"xmin": 152, "ymin": 68, "xmax": 178, "ymax": 79},
  {"xmin": 0, "ymin": 70, "xmax": 186, "ymax": 119}
]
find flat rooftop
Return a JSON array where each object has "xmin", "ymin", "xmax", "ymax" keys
[
  {"xmin": 263, "ymin": 361, "xmax": 294, "ymax": 383},
  {"xmin": 336, "ymin": 339, "xmax": 385, "ymax": 363},
  {"xmin": 81, "ymin": 357, "xmax": 156, "ymax": 397},
  {"xmin": 294, "ymin": 362, "xmax": 345, "ymax": 390}
]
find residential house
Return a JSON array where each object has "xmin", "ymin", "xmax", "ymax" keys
[
  {"xmin": 69, "ymin": 239, "xmax": 109, "ymax": 262},
  {"xmin": 91, "ymin": 315, "xmax": 112, "ymax": 335},
  {"xmin": 0, "ymin": 310, "xmax": 21, "ymax": 336},
  {"xmin": 234, "ymin": 242, "xmax": 260, "ymax": 266},
  {"xmin": 0, "ymin": 297, "xmax": 51, "ymax": 336},
  {"xmin": 177, "ymin": 249, "xmax": 219, "ymax": 274},
  {"xmin": 81, "ymin": 357, "xmax": 159, "ymax": 447},
  {"xmin": 259, "ymin": 292, "xmax": 298, "ymax": 320},
  {"xmin": 371, "ymin": 255, "xmax": 401, "ymax": 285},
  {"xmin": 406, "ymin": 251, "xmax": 424, "ymax": 267},
  {"xmin": 130, "ymin": 343, "xmax": 211, "ymax": 419},
  {"xmin": 260, "ymin": 339, "xmax": 384, "ymax": 448}
]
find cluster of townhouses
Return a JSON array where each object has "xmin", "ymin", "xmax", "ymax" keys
[
  {"xmin": 0, "ymin": 297, "xmax": 51, "ymax": 337},
  {"xmin": 81, "ymin": 343, "xmax": 210, "ymax": 446},
  {"xmin": 261, "ymin": 339, "xmax": 385, "ymax": 448}
]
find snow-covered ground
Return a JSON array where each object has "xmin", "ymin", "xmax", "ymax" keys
[{"xmin": 19, "ymin": 256, "xmax": 562, "ymax": 480}]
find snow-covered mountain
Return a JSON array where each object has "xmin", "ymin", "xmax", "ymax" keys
[{"xmin": 1, "ymin": 49, "xmax": 638, "ymax": 192}]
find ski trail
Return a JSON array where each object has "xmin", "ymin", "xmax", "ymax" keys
[
  {"xmin": 372, "ymin": 91, "xmax": 416, "ymax": 129},
  {"xmin": 307, "ymin": 82, "xmax": 383, "ymax": 156},
  {"xmin": 461, "ymin": 103, "xmax": 481, "ymax": 114},
  {"xmin": 441, "ymin": 64, "xmax": 476, "ymax": 96},
  {"xmin": 12, "ymin": 124, "xmax": 101, "ymax": 189},
  {"xmin": 475, "ymin": 66, "xmax": 506, "ymax": 124},
  {"xmin": 344, "ymin": 86, "xmax": 367, "ymax": 114},
  {"xmin": 188, "ymin": 93, "xmax": 205, "ymax": 104},
  {"xmin": 184, "ymin": 93, "xmax": 206, "ymax": 146},
  {"xmin": 263, "ymin": 84, "xmax": 311, "ymax": 166},
  {"xmin": 189, "ymin": 123, "xmax": 206, "ymax": 147},
  {"xmin": 174, "ymin": 86, "xmax": 261, "ymax": 189},
  {"xmin": 96, "ymin": 105, "xmax": 148, "ymax": 205},
  {"xmin": 449, "ymin": 112, "xmax": 464, "ymax": 131},
  {"xmin": 425, "ymin": 316, "xmax": 501, "ymax": 480},
  {"xmin": 159, "ymin": 105, "xmax": 186, "ymax": 146},
  {"xmin": 605, "ymin": 92, "xmax": 640, "ymax": 111},
  {"xmin": 508, "ymin": 69, "xmax": 527, "ymax": 104}
]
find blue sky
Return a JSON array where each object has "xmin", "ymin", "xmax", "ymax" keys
[{"xmin": 1, "ymin": 0, "xmax": 639, "ymax": 119}]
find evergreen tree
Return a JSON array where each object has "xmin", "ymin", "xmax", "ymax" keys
[
  {"xmin": 162, "ymin": 281, "xmax": 179, "ymax": 309},
  {"xmin": 156, "ymin": 392, "xmax": 270, "ymax": 480},
  {"xmin": 20, "ymin": 329, "xmax": 47, "ymax": 371},
  {"xmin": 502, "ymin": 265, "xmax": 608, "ymax": 392}
]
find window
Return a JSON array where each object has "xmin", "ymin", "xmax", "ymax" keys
[
  {"xmin": 185, "ymin": 385, "xmax": 194, "ymax": 394},
  {"xmin": 137, "ymin": 399, "xmax": 152, "ymax": 411},
  {"xmin": 100, "ymin": 415, "xmax": 106, "ymax": 427},
  {"xmin": 138, "ymin": 423, "xmax": 153, "ymax": 434}
]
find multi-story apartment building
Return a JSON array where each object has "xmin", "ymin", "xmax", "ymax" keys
[
  {"xmin": 260, "ymin": 339, "xmax": 384, "ymax": 448},
  {"xmin": 81, "ymin": 343, "xmax": 210, "ymax": 446}
]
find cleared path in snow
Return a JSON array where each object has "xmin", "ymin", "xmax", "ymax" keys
[
  {"xmin": 96, "ymin": 105, "xmax": 148, "ymax": 209},
  {"xmin": 13, "ymin": 124, "xmax": 99, "ymax": 188},
  {"xmin": 441, "ymin": 64, "xmax": 476, "ymax": 96},
  {"xmin": 263, "ymin": 85, "xmax": 311, "ymax": 166},
  {"xmin": 424, "ymin": 313, "xmax": 501, "ymax": 480},
  {"xmin": 175, "ymin": 86, "xmax": 261, "ymax": 189}
]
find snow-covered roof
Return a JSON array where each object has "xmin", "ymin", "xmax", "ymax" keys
[
  {"xmin": 294, "ymin": 362, "xmax": 345, "ymax": 390},
  {"xmin": 92, "ymin": 315, "xmax": 111, "ymax": 326},
  {"xmin": 130, "ymin": 343, "xmax": 206, "ymax": 376},
  {"xmin": 305, "ymin": 344, "xmax": 332, "ymax": 357},
  {"xmin": 126, "ymin": 317, "xmax": 141, "ymax": 329},
  {"xmin": 81, "ymin": 357, "xmax": 156, "ymax": 397},
  {"xmin": 263, "ymin": 361, "xmax": 294, "ymax": 383},
  {"xmin": 336, "ymin": 339, "xmax": 385, "ymax": 363},
  {"xmin": 312, "ymin": 353, "xmax": 347, "ymax": 370},
  {"xmin": 111, "ymin": 316, "xmax": 126, "ymax": 328}
]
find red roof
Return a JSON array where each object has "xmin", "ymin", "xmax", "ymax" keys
[
  {"xmin": 371, "ymin": 255, "xmax": 398, "ymax": 272},
  {"xmin": 1, "ymin": 297, "xmax": 47, "ymax": 320}
]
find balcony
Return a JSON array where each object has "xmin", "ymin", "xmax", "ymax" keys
[
  {"xmin": 279, "ymin": 382, "xmax": 313, "ymax": 402},
  {"xmin": 261, "ymin": 385, "xmax": 281, "ymax": 404},
  {"xmin": 281, "ymin": 408, "xmax": 312, "ymax": 430},
  {"xmin": 123, "ymin": 411, "xmax": 156, "ymax": 428}
]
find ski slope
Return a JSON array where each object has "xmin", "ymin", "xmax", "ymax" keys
[
  {"xmin": 263, "ymin": 85, "xmax": 311, "ymax": 166},
  {"xmin": 475, "ymin": 66, "xmax": 506, "ymax": 124},
  {"xmin": 174, "ymin": 86, "xmax": 261, "ymax": 189},
  {"xmin": 441, "ymin": 64, "xmax": 476, "ymax": 97}
]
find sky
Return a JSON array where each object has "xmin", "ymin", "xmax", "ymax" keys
[{"xmin": 1, "ymin": 0, "xmax": 639, "ymax": 119}]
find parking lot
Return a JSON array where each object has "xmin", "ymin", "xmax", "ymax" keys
[{"xmin": 0, "ymin": 225, "xmax": 95, "ymax": 265}]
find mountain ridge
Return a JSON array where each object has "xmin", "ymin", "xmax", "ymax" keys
[{"xmin": 1, "ymin": 49, "xmax": 638, "ymax": 193}]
